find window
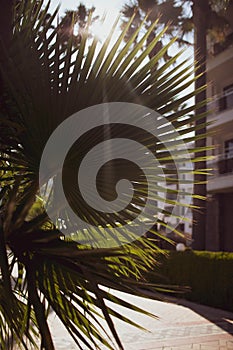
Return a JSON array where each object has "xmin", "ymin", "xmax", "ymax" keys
[
  {"xmin": 219, "ymin": 139, "xmax": 233, "ymax": 174},
  {"xmin": 225, "ymin": 139, "xmax": 233, "ymax": 159},
  {"xmin": 219, "ymin": 84, "xmax": 233, "ymax": 111},
  {"xmin": 180, "ymin": 206, "xmax": 185, "ymax": 216},
  {"xmin": 179, "ymin": 223, "xmax": 185, "ymax": 232},
  {"xmin": 167, "ymin": 192, "xmax": 177, "ymax": 200}
]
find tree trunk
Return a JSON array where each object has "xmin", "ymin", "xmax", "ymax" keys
[
  {"xmin": 192, "ymin": 0, "xmax": 209, "ymax": 250},
  {"xmin": 0, "ymin": 0, "xmax": 13, "ymax": 45},
  {"xmin": 0, "ymin": 0, "xmax": 14, "ymax": 297},
  {"xmin": 0, "ymin": 0, "xmax": 13, "ymax": 108}
]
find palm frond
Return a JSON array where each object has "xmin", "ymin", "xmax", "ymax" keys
[{"xmin": 0, "ymin": 0, "xmax": 210, "ymax": 349}]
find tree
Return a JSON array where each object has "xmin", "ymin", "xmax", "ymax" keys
[
  {"xmin": 0, "ymin": 0, "xmax": 209, "ymax": 349},
  {"xmin": 121, "ymin": 0, "xmax": 233, "ymax": 250},
  {"xmin": 121, "ymin": 0, "xmax": 185, "ymax": 65},
  {"xmin": 57, "ymin": 4, "xmax": 98, "ymax": 48},
  {"xmin": 191, "ymin": 0, "xmax": 209, "ymax": 250}
]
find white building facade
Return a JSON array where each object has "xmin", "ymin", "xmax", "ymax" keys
[{"xmin": 206, "ymin": 21, "xmax": 233, "ymax": 251}]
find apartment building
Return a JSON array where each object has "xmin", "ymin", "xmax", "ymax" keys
[
  {"xmin": 206, "ymin": 28, "xmax": 233, "ymax": 251},
  {"xmin": 156, "ymin": 143, "xmax": 194, "ymax": 247}
]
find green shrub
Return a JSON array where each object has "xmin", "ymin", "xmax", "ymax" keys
[{"xmin": 148, "ymin": 250, "xmax": 233, "ymax": 311}]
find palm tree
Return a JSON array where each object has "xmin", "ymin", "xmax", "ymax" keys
[
  {"xmin": 191, "ymin": 0, "xmax": 209, "ymax": 250},
  {"xmin": 121, "ymin": 0, "xmax": 233, "ymax": 250},
  {"xmin": 121, "ymin": 0, "xmax": 184, "ymax": 65},
  {"xmin": 0, "ymin": 0, "xmax": 208, "ymax": 349},
  {"xmin": 57, "ymin": 4, "xmax": 98, "ymax": 49}
]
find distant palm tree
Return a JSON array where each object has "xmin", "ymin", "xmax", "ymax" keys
[
  {"xmin": 0, "ymin": 0, "xmax": 208, "ymax": 349},
  {"xmin": 121, "ymin": 0, "xmax": 185, "ymax": 65},
  {"xmin": 57, "ymin": 4, "xmax": 98, "ymax": 48}
]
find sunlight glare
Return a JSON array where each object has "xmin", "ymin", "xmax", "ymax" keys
[{"xmin": 91, "ymin": 12, "xmax": 120, "ymax": 43}]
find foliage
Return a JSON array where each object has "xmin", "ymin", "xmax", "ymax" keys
[
  {"xmin": 121, "ymin": 0, "xmax": 186, "ymax": 64},
  {"xmin": 0, "ymin": 0, "xmax": 209, "ymax": 349},
  {"xmin": 121, "ymin": 0, "xmax": 233, "ymax": 48},
  {"xmin": 147, "ymin": 250, "xmax": 233, "ymax": 311},
  {"xmin": 57, "ymin": 3, "xmax": 99, "ymax": 48}
]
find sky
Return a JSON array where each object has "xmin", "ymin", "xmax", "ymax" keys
[
  {"xmin": 49, "ymin": 0, "xmax": 126, "ymax": 39},
  {"xmin": 50, "ymin": 0, "xmax": 125, "ymax": 13}
]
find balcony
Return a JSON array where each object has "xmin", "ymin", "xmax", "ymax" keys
[
  {"xmin": 207, "ymin": 40, "xmax": 233, "ymax": 72},
  {"xmin": 218, "ymin": 91, "xmax": 233, "ymax": 112},
  {"xmin": 208, "ymin": 89, "xmax": 233, "ymax": 128},
  {"xmin": 208, "ymin": 154, "xmax": 233, "ymax": 193},
  {"xmin": 211, "ymin": 32, "xmax": 233, "ymax": 57},
  {"xmin": 209, "ymin": 89, "xmax": 233, "ymax": 113},
  {"xmin": 218, "ymin": 157, "xmax": 233, "ymax": 175}
]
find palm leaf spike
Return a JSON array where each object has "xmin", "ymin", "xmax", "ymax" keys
[{"xmin": 0, "ymin": 0, "xmax": 211, "ymax": 349}]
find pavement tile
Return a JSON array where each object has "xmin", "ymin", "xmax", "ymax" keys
[
  {"xmin": 200, "ymin": 345, "xmax": 220, "ymax": 350},
  {"xmin": 172, "ymin": 345, "xmax": 193, "ymax": 349},
  {"xmin": 220, "ymin": 340, "xmax": 228, "ymax": 346},
  {"xmin": 13, "ymin": 292, "xmax": 233, "ymax": 350},
  {"xmin": 200, "ymin": 341, "xmax": 220, "ymax": 346}
]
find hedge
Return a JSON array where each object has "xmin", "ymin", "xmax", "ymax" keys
[{"xmin": 148, "ymin": 250, "xmax": 233, "ymax": 311}]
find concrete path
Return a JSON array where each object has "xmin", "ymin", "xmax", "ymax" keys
[{"xmin": 48, "ymin": 291, "xmax": 233, "ymax": 350}]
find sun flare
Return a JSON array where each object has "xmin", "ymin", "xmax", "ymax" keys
[{"xmin": 91, "ymin": 12, "xmax": 120, "ymax": 42}]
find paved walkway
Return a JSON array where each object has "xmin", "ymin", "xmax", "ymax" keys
[{"xmin": 48, "ymin": 291, "xmax": 233, "ymax": 350}]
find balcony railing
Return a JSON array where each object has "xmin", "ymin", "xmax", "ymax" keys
[
  {"xmin": 218, "ymin": 157, "xmax": 233, "ymax": 175},
  {"xmin": 211, "ymin": 32, "xmax": 233, "ymax": 56},
  {"xmin": 210, "ymin": 154, "xmax": 233, "ymax": 176},
  {"xmin": 208, "ymin": 89, "xmax": 233, "ymax": 114}
]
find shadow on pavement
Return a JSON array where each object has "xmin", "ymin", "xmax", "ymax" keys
[{"xmin": 175, "ymin": 297, "xmax": 233, "ymax": 336}]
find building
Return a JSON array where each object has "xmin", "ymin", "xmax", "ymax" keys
[
  {"xmin": 206, "ymin": 25, "xmax": 233, "ymax": 251},
  {"xmin": 156, "ymin": 143, "xmax": 194, "ymax": 247}
]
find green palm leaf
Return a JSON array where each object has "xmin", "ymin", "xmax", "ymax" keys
[{"xmin": 0, "ymin": 0, "xmax": 209, "ymax": 349}]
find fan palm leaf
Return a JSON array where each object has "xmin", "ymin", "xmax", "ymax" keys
[{"xmin": 0, "ymin": 0, "xmax": 209, "ymax": 349}]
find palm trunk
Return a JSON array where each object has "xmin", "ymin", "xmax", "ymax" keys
[
  {"xmin": 0, "ymin": 0, "xmax": 13, "ymax": 45},
  {"xmin": 192, "ymin": 0, "xmax": 210, "ymax": 250},
  {"xmin": 0, "ymin": 0, "xmax": 14, "ymax": 305},
  {"xmin": 0, "ymin": 225, "xmax": 12, "ymax": 295},
  {"xmin": 0, "ymin": 0, "xmax": 13, "ymax": 118}
]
